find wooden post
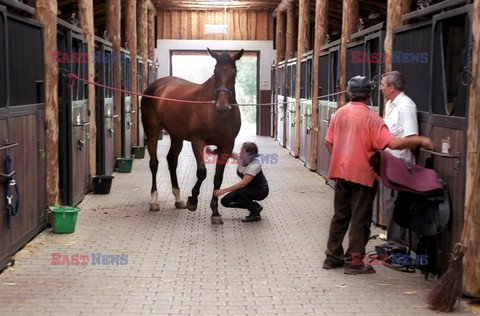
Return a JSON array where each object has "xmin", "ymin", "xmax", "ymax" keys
[
  {"xmin": 275, "ymin": 12, "xmax": 286, "ymax": 142},
  {"xmin": 384, "ymin": 0, "xmax": 411, "ymax": 73},
  {"xmin": 139, "ymin": 0, "xmax": 148, "ymax": 90},
  {"xmin": 285, "ymin": 3, "xmax": 295, "ymax": 60},
  {"xmin": 126, "ymin": 0, "xmax": 138, "ymax": 146},
  {"xmin": 311, "ymin": 0, "xmax": 328, "ymax": 171},
  {"xmin": 148, "ymin": 1, "xmax": 156, "ymax": 63},
  {"xmin": 294, "ymin": 0, "xmax": 309, "ymax": 157},
  {"xmin": 338, "ymin": 0, "xmax": 358, "ymax": 106},
  {"xmin": 107, "ymin": 0, "xmax": 121, "ymax": 158},
  {"xmin": 78, "ymin": 0, "xmax": 96, "ymax": 178},
  {"xmin": 462, "ymin": 0, "xmax": 480, "ymax": 298},
  {"xmin": 36, "ymin": 0, "xmax": 59, "ymax": 206},
  {"xmin": 284, "ymin": 2, "xmax": 295, "ymax": 147}
]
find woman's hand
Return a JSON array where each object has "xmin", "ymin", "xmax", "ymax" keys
[{"xmin": 214, "ymin": 189, "xmax": 227, "ymax": 197}]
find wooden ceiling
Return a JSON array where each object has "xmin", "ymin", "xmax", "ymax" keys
[
  {"xmin": 52, "ymin": 0, "xmax": 392, "ymax": 39},
  {"xmin": 151, "ymin": 0, "xmax": 389, "ymax": 34},
  {"xmin": 152, "ymin": 0, "xmax": 283, "ymax": 11}
]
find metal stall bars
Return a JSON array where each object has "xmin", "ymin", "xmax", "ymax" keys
[
  {"xmin": 285, "ymin": 57, "xmax": 296, "ymax": 155},
  {"xmin": 299, "ymin": 50, "xmax": 314, "ymax": 169},
  {"xmin": 120, "ymin": 47, "xmax": 132, "ymax": 158},
  {"xmin": 57, "ymin": 19, "xmax": 90, "ymax": 206},
  {"xmin": 316, "ymin": 39, "xmax": 340, "ymax": 183},
  {"xmin": 94, "ymin": 36, "xmax": 115, "ymax": 176},
  {"xmin": 136, "ymin": 56, "xmax": 145, "ymax": 147},
  {"xmin": 395, "ymin": 1, "xmax": 473, "ymax": 274},
  {"xmin": 0, "ymin": 0, "xmax": 46, "ymax": 270},
  {"xmin": 276, "ymin": 61, "xmax": 286, "ymax": 147},
  {"xmin": 270, "ymin": 63, "xmax": 276, "ymax": 139}
]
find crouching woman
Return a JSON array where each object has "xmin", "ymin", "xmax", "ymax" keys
[{"xmin": 212, "ymin": 142, "xmax": 269, "ymax": 222}]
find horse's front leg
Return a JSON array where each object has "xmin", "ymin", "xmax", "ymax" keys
[
  {"xmin": 210, "ymin": 145, "xmax": 233, "ymax": 225},
  {"xmin": 187, "ymin": 140, "xmax": 207, "ymax": 212}
]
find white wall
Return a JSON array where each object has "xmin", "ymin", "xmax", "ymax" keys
[{"xmin": 155, "ymin": 40, "xmax": 275, "ymax": 91}]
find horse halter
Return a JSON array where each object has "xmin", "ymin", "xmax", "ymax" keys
[{"xmin": 215, "ymin": 87, "xmax": 234, "ymax": 101}]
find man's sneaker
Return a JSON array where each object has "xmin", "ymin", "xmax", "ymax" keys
[
  {"xmin": 344, "ymin": 264, "xmax": 376, "ymax": 275},
  {"xmin": 322, "ymin": 260, "xmax": 345, "ymax": 269}
]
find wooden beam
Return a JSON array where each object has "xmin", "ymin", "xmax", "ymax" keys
[
  {"xmin": 311, "ymin": 0, "xmax": 328, "ymax": 171},
  {"xmin": 148, "ymin": 3, "xmax": 156, "ymax": 61},
  {"xmin": 275, "ymin": 12, "xmax": 286, "ymax": 143},
  {"xmin": 294, "ymin": 0, "xmax": 309, "ymax": 157},
  {"xmin": 273, "ymin": 0, "xmax": 296, "ymax": 16},
  {"xmin": 463, "ymin": 0, "xmax": 480, "ymax": 298},
  {"xmin": 36, "ymin": 0, "xmax": 60, "ymax": 206},
  {"xmin": 139, "ymin": 0, "xmax": 148, "ymax": 90},
  {"xmin": 126, "ymin": 0, "xmax": 138, "ymax": 146},
  {"xmin": 283, "ymin": 1, "xmax": 295, "ymax": 147},
  {"xmin": 285, "ymin": 1, "xmax": 296, "ymax": 60},
  {"xmin": 384, "ymin": 0, "xmax": 411, "ymax": 73},
  {"xmin": 79, "ymin": 0, "xmax": 96, "ymax": 179},
  {"xmin": 338, "ymin": 0, "xmax": 358, "ymax": 106},
  {"xmin": 107, "ymin": 0, "xmax": 122, "ymax": 158}
]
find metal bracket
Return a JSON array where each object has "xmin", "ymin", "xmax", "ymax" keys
[{"xmin": 420, "ymin": 148, "xmax": 461, "ymax": 170}]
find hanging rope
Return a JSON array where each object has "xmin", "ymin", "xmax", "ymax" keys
[{"xmin": 62, "ymin": 69, "xmax": 347, "ymax": 107}]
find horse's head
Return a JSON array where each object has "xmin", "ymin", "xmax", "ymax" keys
[{"xmin": 207, "ymin": 48, "xmax": 244, "ymax": 115}]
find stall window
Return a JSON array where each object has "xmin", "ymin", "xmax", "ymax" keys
[
  {"xmin": 8, "ymin": 18, "xmax": 43, "ymax": 106},
  {"xmin": 431, "ymin": 13, "xmax": 470, "ymax": 117},
  {"xmin": 366, "ymin": 37, "xmax": 383, "ymax": 109},
  {"xmin": 392, "ymin": 24, "xmax": 432, "ymax": 113},
  {"xmin": 300, "ymin": 60, "xmax": 307, "ymax": 99},
  {"xmin": 0, "ymin": 9, "xmax": 6, "ymax": 108},
  {"xmin": 328, "ymin": 50, "xmax": 339, "ymax": 102},
  {"xmin": 317, "ymin": 54, "xmax": 329, "ymax": 101},
  {"xmin": 278, "ymin": 66, "xmax": 284, "ymax": 95}
]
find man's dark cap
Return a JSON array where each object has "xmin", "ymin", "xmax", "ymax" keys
[{"xmin": 347, "ymin": 75, "xmax": 373, "ymax": 95}]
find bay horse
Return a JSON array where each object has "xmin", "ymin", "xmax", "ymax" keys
[{"xmin": 141, "ymin": 48, "xmax": 243, "ymax": 225}]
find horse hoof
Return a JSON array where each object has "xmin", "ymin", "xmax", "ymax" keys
[
  {"xmin": 175, "ymin": 201, "xmax": 187, "ymax": 209},
  {"xmin": 211, "ymin": 216, "xmax": 223, "ymax": 225},
  {"xmin": 150, "ymin": 203, "xmax": 160, "ymax": 212},
  {"xmin": 186, "ymin": 200, "xmax": 197, "ymax": 212}
]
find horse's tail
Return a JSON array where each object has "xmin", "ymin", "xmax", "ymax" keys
[{"xmin": 140, "ymin": 83, "xmax": 159, "ymax": 128}]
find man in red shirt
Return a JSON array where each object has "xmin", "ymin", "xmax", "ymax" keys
[{"xmin": 323, "ymin": 76, "xmax": 434, "ymax": 275}]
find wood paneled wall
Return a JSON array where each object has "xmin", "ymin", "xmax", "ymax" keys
[{"xmin": 157, "ymin": 10, "xmax": 274, "ymax": 40}]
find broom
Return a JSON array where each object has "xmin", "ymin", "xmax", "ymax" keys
[
  {"xmin": 425, "ymin": 188, "xmax": 475, "ymax": 312},
  {"xmin": 425, "ymin": 242, "xmax": 467, "ymax": 312}
]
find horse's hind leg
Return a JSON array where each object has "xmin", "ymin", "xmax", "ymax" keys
[
  {"xmin": 187, "ymin": 140, "xmax": 207, "ymax": 212},
  {"xmin": 167, "ymin": 135, "xmax": 187, "ymax": 209},
  {"xmin": 146, "ymin": 128, "xmax": 161, "ymax": 211}
]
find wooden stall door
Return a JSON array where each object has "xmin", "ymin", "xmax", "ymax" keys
[
  {"xmin": 121, "ymin": 52, "xmax": 132, "ymax": 158},
  {"xmin": 421, "ymin": 7, "xmax": 471, "ymax": 273},
  {"xmin": 137, "ymin": 58, "xmax": 145, "ymax": 147},
  {"xmin": 94, "ymin": 39, "xmax": 115, "ymax": 176},
  {"xmin": 70, "ymin": 35, "xmax": 90, "ymax": 206},
  {"xmin": 299, "ymin": 56, "xmax": 313, "ymax": 168},
  {"xmin": 0, "ymin": 5, "xmax": 46, "ymax": 271}
]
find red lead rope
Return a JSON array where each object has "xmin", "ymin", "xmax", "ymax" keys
[{"xmin": 67, "ymin": 73, "xmax": 215, "ymax": 104}]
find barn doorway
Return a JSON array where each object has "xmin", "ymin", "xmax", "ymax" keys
[{"xmin": 171, "ymin": 50, "xmax": 258, "ymax": 136}]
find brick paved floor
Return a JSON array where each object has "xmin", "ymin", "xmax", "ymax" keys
[{"xmin": 0, "ymin": 132, "xmax": 477, "ymax": 315}]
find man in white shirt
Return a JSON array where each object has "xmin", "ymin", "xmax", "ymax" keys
[{"xmin": 379, "ymin": 71, "xmax": 419, "ymax": 251}]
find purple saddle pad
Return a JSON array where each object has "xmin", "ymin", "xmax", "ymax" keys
[{"xmin": 370, "ymin": 151, "xmax": 443, "ymax": 195}]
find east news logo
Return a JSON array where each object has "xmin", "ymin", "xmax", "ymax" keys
[{"xmin": 51, "ymin": 253, "xmax": 128, "ymax": 265}]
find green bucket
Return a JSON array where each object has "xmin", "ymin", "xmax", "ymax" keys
[
  {"xmin": 49, "ymin": 206, "xmax": 79, "ymax": 234},
  {"xmin": 132, "ymin": 146, "xmax": 146, "ymax": 159},
  {"xmin": 116, "ymin": 157, "xmax": 134, "ymax": 173}
]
